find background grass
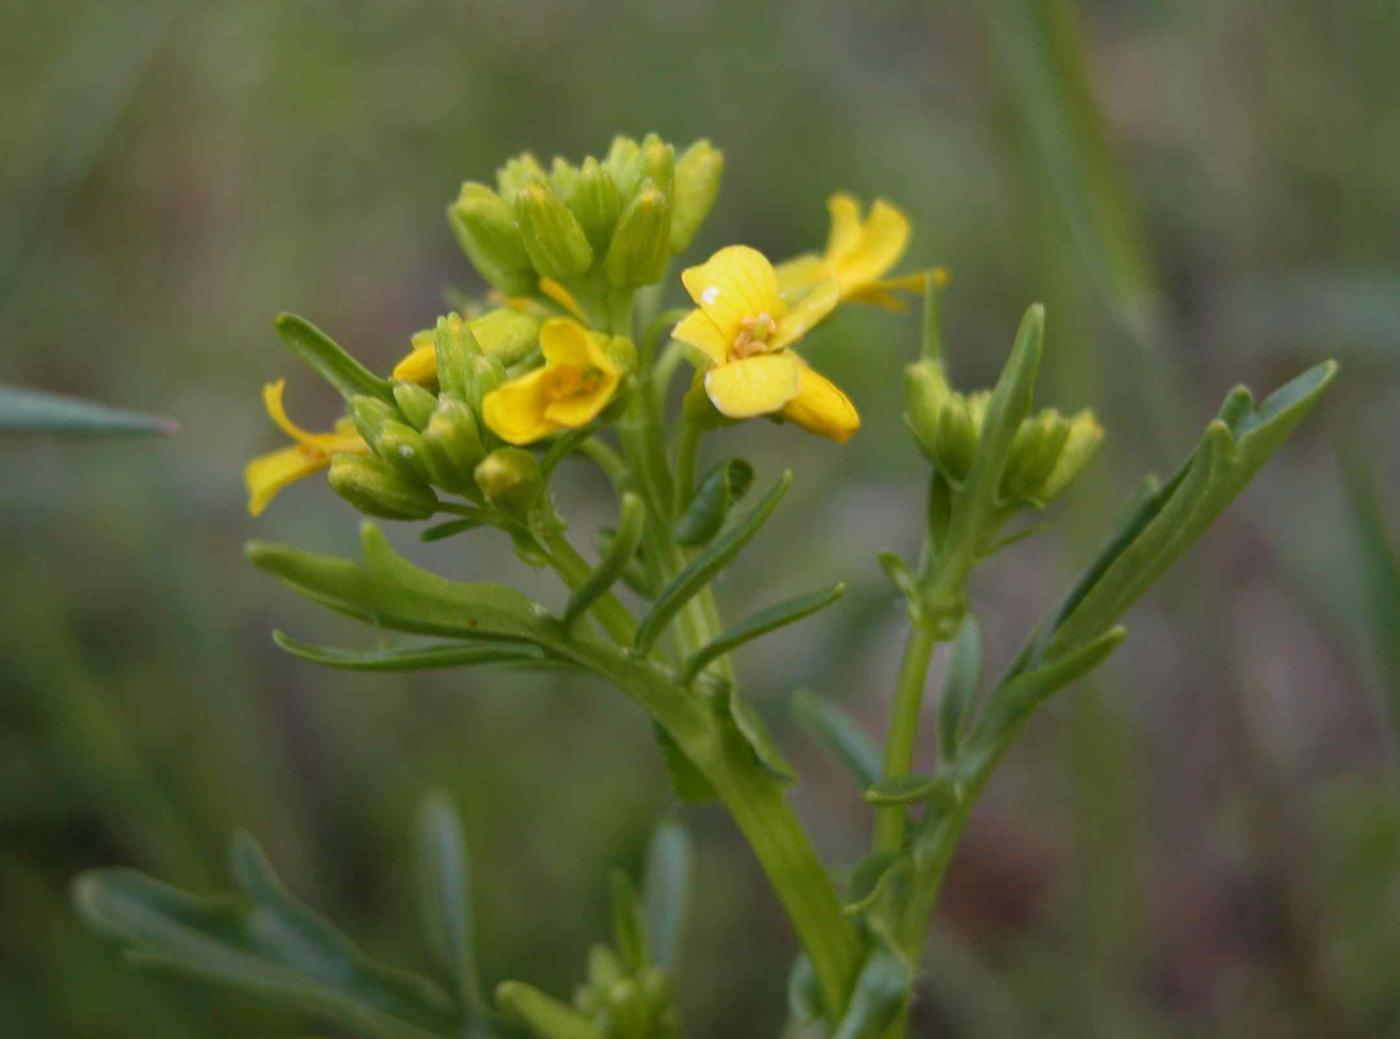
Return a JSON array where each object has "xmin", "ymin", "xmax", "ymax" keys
[{"xmin": 2, "ymin": 1, "xmax": 1398, "ymax": 1035}]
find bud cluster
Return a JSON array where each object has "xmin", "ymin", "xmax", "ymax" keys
[
  {"xmin": 905, "ymin": 358, "xmax": 1102, "ymax": 508},
  {"xmin": 448, "ymin": 135, "xmax": 723, "ymax": 318},
  {"xmin": 571, "ymin": 944, "xmax": 683, "ymax": 1039}
]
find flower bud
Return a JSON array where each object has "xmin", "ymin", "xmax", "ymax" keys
[
  {"xmin": 905, "ymin": 361, "xmax": 983, "ymax": 483},
  {"xmin": 936, "ymin": 396, "xmax": 979, "ymax": 481},
  {"xmin": 465, "ymin": 353, "xmax": 507, "ymax": 414},
  {"xmin": 604, "ymin": 180, "xmax": 671, "ymax": 288},
  {"xmin": 447, "ymin": 183, "xmax": 535, "ymax": 297},
  {"xmin": 638, "ymin": 133, "xmax": 675, "ymax": 202},
  {"xmin": 392, "ymin": 381, "xmax": 438, "ymax": 431},
  {"xmin": 605, "ymin": 334, "xmax": 638, "ymax": 375},
  {"xmin": 567, "ymin": 157, "xmax": 622, "ymax": 254},
  {"xmin": 549, "ymin": 155, "xmax": 579, "ymax": 198},
  {"xmin": 433, "ymin": 313, "xmax": 482, "ymax": 401},
  {"xmin": 474, "ymin": 447, "xmax": 543, "ymax": 517},
  {"xmin": 514, "ymin": 179, "xmax": 594, "ymax": 280},
  {"xmin": 1002, "ymin": 411, "xmax": 1068, "ymax": 505},
  {"xmin": 328, "ymin": 452, "xmax": 437, "ymax": 520},
  {"xmin": 904, "ymin": 360, "xmax": 954, "ymax": 463},
  {"xmin": 1039, "ymin": 409, "xmax": 1103, "ymax": 502},
  {"xmin": 670, "ymin": 139, "xmax": 723, "ymax": 252},
  {"xmin": 495, "ymin": 152, "xmax": 546, "ymax": 202},
  {"xmin": 603, "ymin": 135, "xmax": 644, "ymax": 199},
  {"xmin": 469, "ymin": 308, "xmax": 541, "ymax": 366},
  {"xmin": 349, "ymin": 395, "xmax": 402, "ymax": 452},
  {"xmin": 422, "ymin": 396, "xmax": 485, "ymax": 493}
]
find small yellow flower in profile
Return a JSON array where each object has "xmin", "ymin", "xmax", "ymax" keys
[
  {"xmin": 244, "ymin": 379, "xmax": 366, "ymax": 516},
  {"xmin": 776, "ymin": 194, "xmax": 935, "ymax": 312},
  {"xmin": 482, "ymin": 318, "xmax": 623, "ymax": 445},
  {"xmin": 673, "ymin": 245, "xmax": 859, "ymax": 442}
]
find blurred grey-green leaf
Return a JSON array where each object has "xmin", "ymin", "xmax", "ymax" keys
[{"xmin": 0, "ymin": 384, "xmax": 174, "ymax": 435}]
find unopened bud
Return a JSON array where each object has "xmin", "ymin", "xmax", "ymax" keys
[
  {"xmin": 495, "ymin": 152, "xmax": 546, "ymax": 202},
  {"xmin": 568, "ymin": 157, "xmax": 623, "ymax": 254},
  {"xmin": 465, "ymin": 353, "xmax": 507, "ymax": 414},
  {"xmin": 434, "ymin": 313, "xmax": 482, "ymax": 401},
  {"xmin": 515, "ymin": 179, "xmax": 594, "ymax": 280},
  {"xmin": 474, "ymin": 447, "xmax": 543, "ymax": 517},
  {"xmin": 349, "ymin": 395, "xmax": 402, "ymax": 452},
  {"xmin": 603, "ymin": 135, "xmax": 643, "ymax": 199},
  {"xmin": 328, "ymin": 452, "xmax": 437, "ymax": 520},
  {"xmin": 1003, "ymin": 411, "xmax": 1069, "ymax": 505},
  {"xmin": 469, "ymin": 308, "xmax": 541, "ymax": 366},
  {"xmin": 605, "ymin": 180, "xmax": 671, "ymax": 288},
  {"xmin": 549, "ymin": 156, "xmax": 579, "ymax": 198},
  {"xmin": 1039, "ymin": 410, "xmax": 1103, "ymax": 502},
  {"xmin": 904, "ymin": 361, "xmax": 954, "ymax": 463},
  {"xmin": 448, "ymin": 183, "xmax": 535, "ymax": 297},
  {"xmin": 375, "ymin": 420, "xmax": 432, "ymax": 484},
  {"xmin": 392, "ymin": 381, "xmax": 438, "ymax": 431},
  {"xmin": 670, "ymin": 139, "xmax": 723, "ymax": 252},
  {"xmin": 638, "ymin": 134, "xmax": 675, "ymax": 203},
  {"xmin": 422, "ymin": 397, "xmax": 485, "ymax": 493}
]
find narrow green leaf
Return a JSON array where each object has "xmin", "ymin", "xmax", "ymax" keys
[
  {"xmin": 787, "ymin": 954, "xmax": 824, "ymax": 1025},
  {"xmin": 607, "ymin": 870, "xmax": 649, "ymax": 974},
  {"xmin": 0, "ymin": 384, "xmax": 175, "ymax": 435},
  {"xmin": 681, "ymin": 582, "xmax": 845, "ymax": 682},
  {"xmin": 790, "ymin": 689, "xmax": 882, "ymax": 788},
  {"xmin": 74, "ymin": 842, "xmax": 457, "ymax": 1039},
  {"xmin": 1342, "ymin": 456, "xmax": 1400, "ymax": 758},
  {"xmin": 272, "ymin": 631, "xmax": 563, "ymax": 672},
  {"xmin": 496, "ymin": 981, "xmax": 601, "ymax": 1039},
  {"xmin": 863, "ymin": 774, "xmax": 958, "ymax": 807},
  {"xmin": 725, "ymin": 687, "xmax": 797, "ymax": 783},
  {"xmin": 564, "ymin": 493, "xmax": 645, "ymax": 626},
  {"xmin": 673, "ymin": 458, "xmax": 755, "ymax": 545},
  {"xmin": 276, "ymin": 313, "xmax": 395, "ymax": 403},
  {"xmin": 635, "ymin": 470, "xmax": 792, "ymax": 653},
  {"xmin": 831, "ymin": 943, "xmax": 913, "ymax": 1039},
  {"xmin": 653, "ymin": 725, "xmax": 717, "ymax": 803},
  {"xmin": 938, "ymin": 616, "xmax": 983, "ymax": 760},
  {"xmin": 641, "ymin": 820, "xmax": 691, "ymax": 970},
  {"xmin": 842, "ymin": 850, "xmax": 903, "ymax": 916},
  {"xmin": 421, "ymin": 516, "xmax": 490, "ymax": 543},
  {"xmin": 416, "ymin": 791, "xmax": 482, "ymax": 1011}
]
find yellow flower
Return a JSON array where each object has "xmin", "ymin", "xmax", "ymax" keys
[
  {"xmin": 672, "ymin": 245, "xmax": 859, "ymax": 443},
  {"xmin": 775, "ymin": 194, "xmax": 934, "ymax": 312},
  {"xmin": 481, "ymin": 318, "xmax": 622, "ymax": 445},
  {"xmin": 244, "ymin": 380, "xmax": 366, "ymax": 516}
]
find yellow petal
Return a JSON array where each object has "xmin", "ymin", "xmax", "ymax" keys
[
  {"xmin": 392, "ymin": 342, "xmax": 438, "ymax": 383},
  {"xmin": 703, "ymin": 352, "xmax": 802, "ymax": 419},
  {"xmin": 843, "ymin": 285, "xmax": 908, "ymax": 312},
  {"xmin": 539, "ymin": 317, "xmax": 595, "ymax": 368},
  {"xmin": 482, "ymin": 366, "xmax": 559, "ymax": 445},
  {"xmin": 538, "ymin": 276, "xmax": 589, "ymax": 322},
  {"xmin": 774, "ymin": 253, "xmax": 829, "ymax": 298},
  {"xmin": 824, "ymin": 194, "xmax": 864, "ymax": 259},
  {"xmin": 680, "ymin": 245, "xmax": 786, "ymax": 342},
  {"xmin": 262, "ymin": 380, "xmax": 316, "ymax": 445},
  {"xmin": 773, "ymin": 278, "xmax": 840, "ymax": 350},
  {"xmin": 781, "ymin": 366, "xmax": 860, "ymax": 443},
  {"xmin": 672, "ymin": 309, "xmax": 728, "ymax": 365},
  {"xmin": 543, "ymin": 370, "xmax": 620, "ymax": 428},
  {"xmin": 244, "ymin": 444, "xmax": 329, "ymax": 516},
  {"xmin": 831, "ymin": 198, "xmax": 910, "ymax": 289}
]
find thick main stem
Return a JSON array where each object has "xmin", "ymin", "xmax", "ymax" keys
[{"xmin": 875, "ymin": 624, "xmax": 939, "ymax": 852}]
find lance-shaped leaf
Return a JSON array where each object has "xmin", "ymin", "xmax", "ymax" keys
[
  {"xmin": 787, "ymin": 954, "xmax": 824, "ymax": 1025},
  {"xmin": 673, "ymin": 458, "xmax": 754, "ymax": 545},
  {"xmin": 791, "ymin": 689, "xmax": 882, "ymax": 788},
  {"xmin": 1038, "ymin": 361, "xmax": 1337, "ymax": 662},
  {"xmin": 273, "ymin": 631, "xmax": 567, "ymax": 672},
  {"xmin": 495, "ymin": 981, "xmax": 601, "ymax": 1039},
  {"xmin": 681, "ymin": 582, "xmax": 845, "ymax": 682},
  {"xmin": 842, "ymin": 850, "xmax": 908, "ymax": 917},
  {"xmin": 937, "ymin": 616, "xmax": 983, "ymax": 760},
  {"xmin": 722, "ymin": 684, "xmax": 797, "ymax": 782},
  {"xmin": 863, "ymin": 774, "xmax": 959, "ymax": 808},
  {"xmin": 0, "ymin": 384, "xmax": 175, "ymax": 435},
  {"xmin": 641, "ymin": 820, "xmax": 691, "ymax": 970},
  {"xmin": 248, "ymin": 524, "xmax": 558, "ymax": 648},
  {"xmin": 635, "ymin": 470, "xmax": 792, "ymax": 653},
  {"xmin": 73, "ymin": 835, "xmax": 457, "ymax": 1039},
  {"xmin": 421, "ymin": 515, "xmax": 490, "ymax": 543},
  {"xmin": 276, "ymin": 313, "xmax": 395, "ymax": 403},
  {"xmin": 607, "ymin": 870, "xmax": 649, "ymax": 974},
  {"xmin": 831, "ymin": 942, "xmax": 913, "ymax": 1039},
  {"xmin": 416, "ymin": 792, "xmax": 482, "ymax": 1012},
  {"xmin": 653, "ymin": 725, "xmax": 717, "ymax": 803},
  {"xmin": 565, "ymin": 493, "xmax": 645, "ymax": 626}
]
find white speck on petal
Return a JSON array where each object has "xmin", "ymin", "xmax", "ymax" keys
[{"xmin": 701, "ymin": 286, "xmax": 719, "ymax": 305}]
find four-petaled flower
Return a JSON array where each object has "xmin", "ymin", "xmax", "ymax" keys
[
  {"xmin": 244, "ymin": 379, "xmax": 366, "ymax": 515},
  {"xmin": 482, "ymin": 318, "xmax": 624, "ymax": 445},
  {"xmin": 776, "ymin": 194, "xmax": 933, "ymax": 312},
  {"xmin": 673, "ymin": 245, "xmax": 860, "ymax": 442}
]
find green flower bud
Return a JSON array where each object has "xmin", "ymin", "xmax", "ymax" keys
[
  {"xmin": 447, "ymin": 183, "xmax": 535, "ymax": 297},
  {"xmin": 465, "ymin": 353, "xmax": 507, "ymax": 414},
  {"xmin": 328, "ymin": 452, "xmax": 437, "ymax": 520},
  {"xmin": 603, "ymin": 135, "xmax": 643, "ymax": 199},
  {"xmin": 605, "ymin": 334, "xmax": 638, "ymax": 375},
  {"xmin": 433, "ymin": 313, "xmax": 482, "ymax": 401},
  {"xmin": 605, "ymin": 180, "xmax": 671, "ymax": 288},
  {"xmin": 468, "ymin": 307, "xmax": 541, "ymax": 366},
  {"xmin": 936, "ymin": 396, "xmax": 979, "ymax": 481},
  {"xmin": 905, "ymin": 361, "xmax": 983, "ymax": 483},
  {"xmin": 587, "ymin": 945, "xmax": 626, "ymax": 989},
  {"xmin": 349, "ymin": 395, "xmax": 402, "ymax": 452},
  {"xmin": 638, "ymin": 133, "xmax": 675, "ymax": 202},
  {"xmin": 392, "ymin": 380, "xmax": 438, "ymax": 431},
  {"xmin": 375, "ymin": 420, "xmax": 433, "ymax": 483},
  {"xmin": 422, "ymin": 396, "xmax": 485, "ymax": 493},
  {"xmin": 474, "ymin": 447, "xmax": 543, "ymax": 517},
  {"xmin": 549, "ymin": 155, "xmax": 580, "ymax": 198},
  {"xmin": 1039, "ymin": 409, "xmax": 1103, "ymax": 501},
  {"xmin": 495, "ymin": 152, "xmax": 546, "ymax": 202},
  {"xmin": 515, "ymin": 179, "xmax": 594, "ymax": 280},
  {"xmin": 1002, "ymin": 411, "xmax": 1069, "ymax": 505},
  {"xmin": 904, "ymin": 360, "xmax": 955, "ymax": 464},
  {"xmin": 567, "ymin": 156, "xmax": 622, "ymax": 254},
  {"xmin": 670, "ymin": 139, "xmax": 723, "ymax": 252}
]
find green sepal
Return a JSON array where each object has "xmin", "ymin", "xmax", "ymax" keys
[
  {"xmin": 653, "ymin": 725, "xmax": 717, "ymax": 803},
  {"xmin": 863, "ymin": 774, "xmax": 958, "ymax": 807},
  {"xmin": 604, "ymin": 179, "xmax": 671, "ymax": 289},
  {"xmin": 275, "ymin": 314, "xmax": 394, "ymax": 403},
  {"xmin": 937, "ymin": 615, "xmax": 982, "ymax": 760},
  {"xmin": 681, "ymin": 582, "xmax": 845, "ymax": 682},
  {"xmin": 641, "ymin": 821, "xmax": 691, "ymax": 971},
  {"xmin": 515, "ymin": 179, "xmax": 594, "ymax": 281},
  {"xmin": 0, "ymin": 384, "xmax": 174, "ymax": 435},
  {"xmin": 830, "ymin": 942, "xmax": 914, "ymax": 1039},
  {"xmin": 496, "ymin": 980, "xmax": 602, "ymax": 1039},
  {"xmin": 1038, "ymin": 361, "xmax": 1337, "ymax": 663},
  {"xmin": 73, "ymin": 835, "xmax": 457, "ymax": 1039},
  {"xmin": 567, "ymin": 156, "xmax": 622, "ymax": 254},
  {"xmin": 415, "ymin": 791, "xmax": 483, "ymax": 1012},
  {"xmin": 272, "ymin": 631, "xmax": 566, "ymax": 672},
  {"xmin": 635, "ymin": 470, "xmax": 792, "ymax": 653},
  {"xmin": 790, "ymin": 689, "xmax": 882, "ymax": 788},
  {"xmin": 564, "ymin": 492, "xmax": 645, "ymax": 627},
  {"xmin": 673, "ymin": 458, "xmax": 755, "ymax": 545}
]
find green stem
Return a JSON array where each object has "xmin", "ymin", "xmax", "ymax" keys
[
  {"xmin": 874, "ymin": 623, "xmax": 940, "ymax": 852},
  {"xmin": 673, "ymin": 419, "xmax": 702, "ymax": 515},
  {"xmin": 541, "ymin": 529, "xmax": 637, "ymax": 646}
]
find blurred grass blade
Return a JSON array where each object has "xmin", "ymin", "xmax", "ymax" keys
[
  {"xmin": 607, "ymin": 870, "xmax": 649, "ymax": 974},
  {"xmin": 681, "ymin": 582, "xmax": 845, "ymax": 682},
  {"xmin": 416, "ymin": 791, "xmax": 483, "ymax": 1011},
  {"xmin": 830, "ymin": 942, "xmax": 912, "ymax": 1039},
  {"xmin": 273, "ymin": 631, "xmax": 566, "ymax": 672},
  {"xmin": 791, "ymin": 689, "xmax": 882, "ymax": 788},
  {"xmin": 1342, "ymin": 457, "xmax": 1400, "ymax": 762},
  {"xmin": 495, "ymin": 981, "xmax": 601, "ymax": 1039},
  {"xmin": 0, "ymin": 384, "xmax": 174, "ymax": 435},
  {"xmin": 641, "ymin": 820, "xmax": 692, "ymax": 970}
]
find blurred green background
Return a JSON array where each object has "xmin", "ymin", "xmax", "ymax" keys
[{"xmin": 3, "ymin": 1, "xmax": 1398, "ymax": 1035}]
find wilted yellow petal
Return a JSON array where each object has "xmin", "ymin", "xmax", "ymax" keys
[
  {"xmin": 680, "ymin": 245, "xmax": 786, "ymax": 342},
  {"xmin": 703, "ymin": 352, "xmax": 802, "ymax": 419},
  {"xmin": 245, "ymin": 445, "xmax": 329, "ymax": 517},
  {"xmin": 482, "ymin": 366, "xmax": 558, "ymax": 445},
  {"xmin": 672, "ymin": 309, "xmax": 728, "ymax": 365},
  {"xmin": 781, "ymin": 366, "xmax": 860, "ymax": 443},
  {"xmin": 829, "ymin": 198, "xmax": 909, "ymax": 290},
  {"xmin": 262, "ymin": 380, "xmax": 316, "ymax": 444}
]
